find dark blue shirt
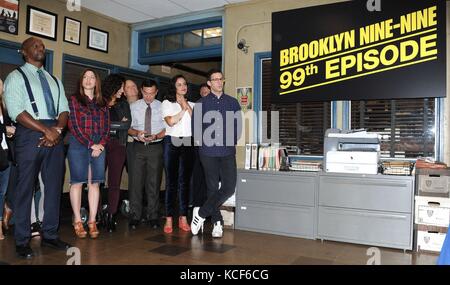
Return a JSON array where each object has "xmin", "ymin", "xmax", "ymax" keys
[{"xmin": 192, "ymin": 92, "xmax": 242, "ymax": 157}]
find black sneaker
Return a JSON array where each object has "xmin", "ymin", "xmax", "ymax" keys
[
  {"xmin": 16, "ymin": 244, "xmax": 34, "ymax": 259},
  {"xmin": 149, "ymin": 219, "xmax": 160, "ymax": 229},
  {"xmin": 128, "ymin": 219, "xmax": 139, "ymax": 230},
  {"xmin": 41, "ymin": 238, "xmax": 71, "ymax": 251},
  {"xmin": 31, "ymin": 221, "xmax": 42, "ymax": 237}
]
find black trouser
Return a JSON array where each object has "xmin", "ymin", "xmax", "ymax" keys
[
  {"xmin": 13, "ymin": 121, "xmax": 65, "ymax": 246},
  {"xmin": 198, "ymin": 154, "xmax": 236, "ymax": 224},
  {"xmin": 191, "ymin": 147, "xmax": 207, "ymax": 207},
  {"xmin": 128, "ymin": 141, "xmax": 163, "ymax": 221}
]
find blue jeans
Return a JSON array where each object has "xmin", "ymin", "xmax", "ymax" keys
[
  {"xmin": 0, "ymin": 163, "xmax": 11, "ymax": 220},
  {"xmin": 67, "ymin": 135, "xmax": 106, "ymax": 184},
  {"xmin": 163, "ymin": 136, "xmax": 193, "ymax": 217}
]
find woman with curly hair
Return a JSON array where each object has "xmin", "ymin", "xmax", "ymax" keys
[
  {"xmin": 102, "ymin": 74, "xmax": 130, "ymax": 232},
  {"xmin": 161, "ymin": 74, "xmax": 194, "ymax": 233}
]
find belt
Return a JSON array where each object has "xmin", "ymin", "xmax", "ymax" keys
[{"xmin": 133, "ymin": 140, "xmax": 162, "ymax": 146}]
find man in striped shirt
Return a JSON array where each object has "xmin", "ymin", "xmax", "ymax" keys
[{"xmin": 4, "ymin": 37, "xmax": 71, "ymax": 258}]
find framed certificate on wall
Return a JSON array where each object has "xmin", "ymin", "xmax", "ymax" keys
[
  {"xmin": 64, "ymin": 17, "xmax": 81, "ymax": 45},
  {"xmin": 87, "ymin": 26, "xmax": 109, "ymax": 53},
  {"xmin": 26, "ymin": 5, "xmax": 57, "ymax": 40}
]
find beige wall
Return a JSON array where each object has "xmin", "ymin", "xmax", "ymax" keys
[
  {"xmin": 223, "ymin": 0, "xmax": 450, "ymax": 167},
  {"xmin": 0, "ymin": 0, "xmax": 131, "ymax": 77}
]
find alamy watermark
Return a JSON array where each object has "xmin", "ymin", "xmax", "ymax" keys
[
  {"xmin": 171, "ymin": 104, "xmax": 280, "ymax": 147},
  {"xmin": 66, "ymin": 247, "xmax": 81, "ymax": 265},
  {"xmin": 366, "ymin": 247, "xmax": 381, "ymax": 265},
  {"xmin": 67, "ymin": 0, "xmax": 81, "ymax": 12},
  {"xmin": 366, "ymin": 0, "xmax": 381, "ymax": 12}
]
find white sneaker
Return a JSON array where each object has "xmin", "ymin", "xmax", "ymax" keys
[
  {"xmin": 212, "ymin": 221, "xmax": 223, "ymax": 238},
  {"xmin": 191, "ymin": 207, "xmax": 205, "ymax": 235}
]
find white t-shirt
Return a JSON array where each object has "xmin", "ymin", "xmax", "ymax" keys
[{"xmin": 161, "ymin": 100, "xmax": 195, "ymax": 137}]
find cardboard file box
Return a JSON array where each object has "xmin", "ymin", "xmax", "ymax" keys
[
  {"xmin": 415, "ymin": 224, "xmax": 448, "ymax": 253},
  {"xmin": 220, "ymin": 206, "xmax": 235, "ymax": 228},
  {"xmin": 415, "ymin": 196, "xmax": 450, "ymax": 227},
  {"xmin": 416, "ymin": 168, "xmax": 450, "ymax": 198}
]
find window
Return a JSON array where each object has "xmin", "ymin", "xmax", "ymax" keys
[
  {"xmin": 62, "ymin": 60, "xmax": 110, "ymax": 98},
  {"xmin": 183, "ymin": 30, "xmax": 202, "ymax": 49},
  {"xmin": 203, "ymin": 26, "xmax": 222, "ymax": 46},
  {"xmin": 138, "ymin": 19, "xmax": 222, "ymax": 65},
  {"xmin": 164, "ymin": 34, "xmax": 181, "ymax": 51},
  {"xmin": 256, "ymin": 53, "xmax": 440, "ymax": 158},
  {"xmin": 0, "ymin": 62, "xmax": 18, "ymax": 82},
  {"xmin": 146, "ymin": 36, "xmax": 162, "ymax": 53},
  {"xmin": 351, "ymin": 99, "xmax": 436, "ymax": 159},
  {"xmin": 260, "ymin": 58, "xmax": 331, "ymax": 155}
]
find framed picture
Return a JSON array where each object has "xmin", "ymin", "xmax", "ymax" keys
[
  {"xmin": 26, "ymin": 5, "xmax": 57, "ymax": 40},
  {"xmin": 87, "ymin": 26, "xmax": 109, "ymax": 53},
  {"xmin": 63, "ymin": 17, "xmax": 81, "ymax": 45},
  {"xmin": 0, "ymin": 0, "xmax": 19, "ymax": 35},
  {"xmin": 237, "ymin": 87, "xmax": 253, "ymax": 112}
]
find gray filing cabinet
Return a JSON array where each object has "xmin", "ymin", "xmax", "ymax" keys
[
  {"xmin": 235, "ymin": 170, "xmax": 318, "ymax": 239},
  {"xmin": 318, "ymin": 172, "xmax": 414, "ymax": 250}
]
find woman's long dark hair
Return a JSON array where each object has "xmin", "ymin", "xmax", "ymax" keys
[
  {"xmin": 74, "ymin": 69, "xmax": 105, "ymax": 107},
  {"xmin": 165, "ymin": 74, "xmax": 187, "ymax": 103},
  {"xmin": 102, "ymin": 74, "xmax": 125, "ymax": 104}
]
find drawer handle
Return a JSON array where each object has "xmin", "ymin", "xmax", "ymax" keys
[
  {"xmin": 240, "ymin": 206, "xmax": 247, "ymax": 210},
  {"xmin": 428, "ymin": 202, "xmax": 441, "ymax": 206},
  {"xmin": 241, "ymin": 179, "xmax": 247, "ymax": 183}
]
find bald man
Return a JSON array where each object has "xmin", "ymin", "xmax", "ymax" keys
[{"xmin": 4, "ymin": 37, "xmax": 71, "ymax": 258}]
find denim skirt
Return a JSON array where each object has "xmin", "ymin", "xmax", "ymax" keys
[{"xmin": 67, "ymin": 135, "xmax": 106, "ymax": 184}]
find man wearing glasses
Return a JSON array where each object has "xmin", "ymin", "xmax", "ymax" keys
[{"xmin": 191, "ymin": 69, "xmax": 241, "ymax": 238}]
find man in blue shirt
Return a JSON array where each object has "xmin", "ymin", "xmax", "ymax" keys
[
  {"xmin": 4, "ymin": 37, "xmax": 70, "ymax": 258},
  {"xmin": 191, "ymin": 69, "xmax": 241, "ymax": 238}
]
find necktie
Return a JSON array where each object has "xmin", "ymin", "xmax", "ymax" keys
[
  {"xmin": 37, "ymin": 69, "xmax": 56, "ymax": 118},
  {"xmin": 144, "ymin": 103, "xmax": 152, "ymax": 134}
]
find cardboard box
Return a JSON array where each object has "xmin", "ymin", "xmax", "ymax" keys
[
  {"xmin": 416, "ymin": 168, "xmax": 450, "ymax": 198},
  {"xmin": 220, "ymin": 206, "xmax": 235, "ymax": 228},
  {"xmin": 415, "ymin": 196, "xmax": 450, "ymax": 227},
  {"xmin": 415, "ymin": 224, "xmax": 448, "ymax": 253}
]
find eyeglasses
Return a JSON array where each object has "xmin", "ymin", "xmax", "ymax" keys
[{"xmin": 210, "ymin": 78, "xmax": 225, "ymax": 82}]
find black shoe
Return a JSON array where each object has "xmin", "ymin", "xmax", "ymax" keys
[
  {"xmin": 149, "ymin": 219, "xmax": 160, "ymax": 229},
  {"xmin": 16, "ymin": 244, "xmax": 34, "ymax": 259},
  {"xmin": 106, "ymin": 213, "xmax": 117, "ymax": 233},
  {"xmin": 128, "ymin": 219, "xmax": 139, "ymax": 230},
  {"xmin": 97, "ymin": 206, "xmax": 108, "ymax": 229},
  {"xmin": 41, "ymin": 238, "xmax": 71, "ymax": 251}
]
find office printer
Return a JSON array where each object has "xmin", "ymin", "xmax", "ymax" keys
[{"xmin": 324, "ymin": 128, "xmax": 380, "ymax": 174}]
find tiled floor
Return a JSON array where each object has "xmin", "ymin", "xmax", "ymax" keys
[{"xmin": 0, "ymin": 217, "xmax": 439, "ymax": 265}]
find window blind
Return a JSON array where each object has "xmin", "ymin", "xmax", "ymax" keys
[
  {"xmin": 351, "ymin": 99, "xmax": 435, "ymax": 158},
  {"xmin": 261, "ymin": 59, "xmax": 331, "ymax": 155}
]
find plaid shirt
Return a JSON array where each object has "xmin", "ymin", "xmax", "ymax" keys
[{"xmin": 68, "ymin": 96, "xmax": 110, "ymax": 148}]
